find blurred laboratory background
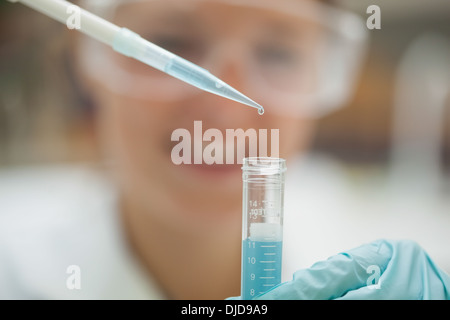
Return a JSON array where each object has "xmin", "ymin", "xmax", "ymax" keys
[
  {"xmin": 2, "ymin": 0, "xmax": 449, "ymax": 171},
  {"xmin": 0, "ymin": 0, "xmax": 449, "ymax": 271}
]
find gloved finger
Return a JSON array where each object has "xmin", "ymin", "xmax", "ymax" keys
[
  {"xmin": 255, "ymin": 239, "xmax": 393, "ymax": 300},
  {"xmin": 337, "ymin": 240, "xmax": 450, "ymax": 300}
]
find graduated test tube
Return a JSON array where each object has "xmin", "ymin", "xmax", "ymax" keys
[{"xmin": 241, "ymin": 157, "xmax": 286, "ymax": 300}]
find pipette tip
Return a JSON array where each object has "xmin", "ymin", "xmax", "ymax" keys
[
  {"xmin": 217, "ymin": 81, "xmax": 264, "ymax": 115},
  {"xmin": 234, "ymin": 94, "xmax": 264, "ymax": 115}
]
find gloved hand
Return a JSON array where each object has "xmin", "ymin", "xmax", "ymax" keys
[{"xmin": 233, "ymin": 239, "xmax": 450, "ymax": 300}]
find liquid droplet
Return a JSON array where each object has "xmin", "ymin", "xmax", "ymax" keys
[
  {"xmin": 215, "ymin": 82, "xmax": 223, "ymax": 89},
  {"xmin": 258, "ymin": 108, "xmax": 264, "ymax": 115}
]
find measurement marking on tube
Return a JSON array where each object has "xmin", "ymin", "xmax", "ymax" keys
[
  {"xmin": 263, "ymin": 284, "xmax": 275, "ymax": 287},
  {"xmin": 264, "ymin": 253, "xmax": 276, "ymax": 255},
  {"xmin": 260, "ymin": 245, "xmax": 276, "ymax": 248},
  {"xmin": 261, "ymin": 261, "xmax": 276, "ymax": 263},
  {"xmin": 264, "ymin": 269, "xmax": 276, "ymax": 271},
  {"xmin": 259, "ymin": 276, "xmax": 275, "ymax": 279}
]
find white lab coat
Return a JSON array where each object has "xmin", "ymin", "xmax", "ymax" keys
[
  {"xmin": 0, "ymin": 155, "xmax": 449, "ymax": 299},
  {"xmin": 0, "ymin": 165, "xmax": 162, "ymax": 299}
]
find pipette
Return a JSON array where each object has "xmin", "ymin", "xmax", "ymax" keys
[{"xmin": 9, "ymin": 0, "xmax": 264, "ymax": 115}]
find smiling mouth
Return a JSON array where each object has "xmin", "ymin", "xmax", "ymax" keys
[{"xmin": 165, "ymin": 120, "xmax": 279, "ymax": 179}]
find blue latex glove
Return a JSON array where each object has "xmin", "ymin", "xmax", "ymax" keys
[{"xmin": 238, "ymin": 239, "xmax": 450, "ymax": 300}]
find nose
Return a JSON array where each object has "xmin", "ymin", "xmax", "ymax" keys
[
  {"xmin": 204, "ymin": 70, "xmax": 258, "ymax": 125},
  {"xmin": 181, "ymin": 43, "xmax": 258, "ymax": 127},
  {"xmin": 207, "ymin": 39, "xmax": 248, "ymax": 91}
]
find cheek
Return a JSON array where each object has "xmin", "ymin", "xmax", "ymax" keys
[
  {"xmin": 275, "ymin": 117, "xmax": 315, "ymax": 159},
  {"xmin": 96, "ymin": 94, "xmax": 175, "ymax": 180},
  {"xmin": 96, "ymin": 95, "xmax": 241, "ymax": 224}
]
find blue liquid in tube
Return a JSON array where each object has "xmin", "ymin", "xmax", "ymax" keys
[{"xmin": 241, "ymin": 238, "xmax": 282, "ymax": 299}]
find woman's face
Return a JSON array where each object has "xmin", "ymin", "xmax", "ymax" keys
[{"xmin": 81, "ymin": 1, "xmax": 320, "ymax": 232}]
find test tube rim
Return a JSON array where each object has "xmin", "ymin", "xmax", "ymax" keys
[{"xmin": 242, "ymin": 157, "xmax": 287, "ymax": 175}]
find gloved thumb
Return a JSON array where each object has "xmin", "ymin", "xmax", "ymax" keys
[{"xmin": 255, "ymin": 239, "xmax": 392, "ymax": 300}]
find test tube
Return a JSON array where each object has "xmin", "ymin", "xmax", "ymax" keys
[{"xmin": 241, "ymin": 157, "xmax": 287, "ymax": 300}]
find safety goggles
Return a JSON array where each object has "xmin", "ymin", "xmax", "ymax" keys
[{"xmin": 78, "ymin": 0, "xmax": 368, "ymax": 117}]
